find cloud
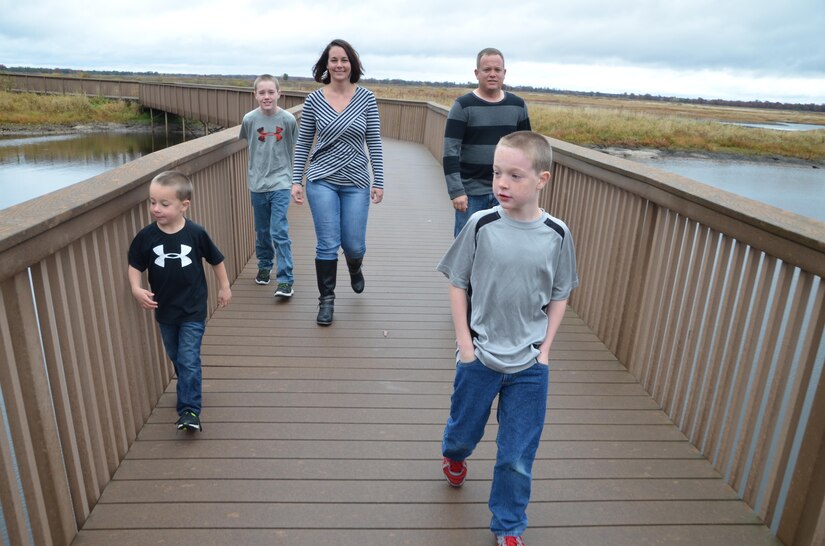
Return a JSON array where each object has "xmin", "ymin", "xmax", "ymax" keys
[{"xmin": 1, "ymin": 0, "xmax": 823, "ymax": 102}]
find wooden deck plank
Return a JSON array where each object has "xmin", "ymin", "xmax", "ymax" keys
[
  {"xmin": 147, "ymin": 407, "xmax": 673, "ymax": 425},
  {"xmin": 133, "ymin": 423, "xmax": 689, "ymax": 442},
  {"xmin": 82, "ymin": 500, "xmax": 766, "ymax": 529},
  {"xmin": 122, "ymin": 439, "xmax": 702, "ymax": 460},
  {"xmin": 113, "ymin": 458, "xmax": 722, "ymax": 480},
  {"xmin": 156, "ymin": 392, "xmax": 663, "ymax": 410},
  {"xmin": 74, "ymin": 526, "xmax": 782, "ymax": 546},
  {"xmin": 98, "ymin": 477, "xmax": 738, "ymax": 504},
  {"xmin": 77, "ymin": 138, "xmax": 780, "ymax": 545}
]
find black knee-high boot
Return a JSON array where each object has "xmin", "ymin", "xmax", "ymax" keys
[
  {"xmin": 315, "ymin": 259, "xmax": 337, "ymax": 326},
  {"xmin": 346, "ymin": 256, "xmax": 364, "ymax": 294}
]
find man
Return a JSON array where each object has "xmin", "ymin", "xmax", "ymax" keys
[{"xmin": 443, "ymin": 47, "xmax": 532, "ymax": 237}]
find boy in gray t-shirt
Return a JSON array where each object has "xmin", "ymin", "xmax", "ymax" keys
[
  {"xmin": 436, "ymin": 131, "xmax": 578, "ymax": 545},
  {"xmin": 239, "ymin": 74, "xmax": 297, "ymax": 296}
]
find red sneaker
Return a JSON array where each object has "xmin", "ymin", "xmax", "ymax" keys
[
  {"xmin": 442, "ymin": 456, "xmax": 467, "ymax": 487},
  {"xmin": 496, "ymin": 536, "xmax": 525, "ymax": 546}
]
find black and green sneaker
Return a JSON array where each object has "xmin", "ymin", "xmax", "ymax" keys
[
  {"xmin": 255, "ymin": 269, "xmax": 271, "ymax": 285},
  {"xmin": 176, "ymin": 411, "xmax": 202, "ymax": 432},
  {"xmin": 274, "ymin": 282, "xmax": 294, "ymax": 298}
]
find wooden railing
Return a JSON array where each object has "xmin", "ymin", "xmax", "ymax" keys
[
  {"xmin": 0, "ymin": 120, "xmax": 253, "ymax": 545},
  {"xmin": 2, "ymin": 73, "xmax": 141, "ymax": 100},
  {"xmin": 2, "ymin": 74, "xmax": 824, "ymax": 545},
  {"xmin": 543, "ymin": 140, "xmax": 825, "ymax": 546}
]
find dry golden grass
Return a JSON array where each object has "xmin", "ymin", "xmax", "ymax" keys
[
  {"xmin": 0, "ymin": 90, "xmax": 144, "ymax": 125},
  {"xmin": 4, "ymin": 77, "xmax": 823, "ymax": 161},
  {"xmin": 331, "ymin": 82, "xmax": 825, "ymax": 161}
]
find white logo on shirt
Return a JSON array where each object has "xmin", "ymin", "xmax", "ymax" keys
[{"xmin": 153, "ymin": 244, "xmax": 193, "ymax": 268}]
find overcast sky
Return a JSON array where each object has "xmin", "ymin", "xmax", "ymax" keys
[{"xmin": 1, "ymin": 0, "xmax": 823, "ymax": 104}]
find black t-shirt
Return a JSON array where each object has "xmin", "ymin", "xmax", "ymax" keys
[{"xmin": 128, "ymin": 219, "xmax": 224, "ymax": 324}]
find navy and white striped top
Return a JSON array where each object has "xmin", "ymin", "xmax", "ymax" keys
[{"xmin": 292, "ymin": 86, "xmax": 384, "ymax": 189}]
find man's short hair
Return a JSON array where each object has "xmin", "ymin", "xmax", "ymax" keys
[{"xmin": 477, "ymin": 47, "xmax": 505, "ymax": 68}]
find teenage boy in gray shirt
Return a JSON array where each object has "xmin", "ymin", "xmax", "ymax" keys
[
  {"xmin": 240, "ymin": 74, "xmax": 297, "ymax": 297},
  {"xmin": 437, "ymin": 131, "xmax": 578, "ymax": 546}
]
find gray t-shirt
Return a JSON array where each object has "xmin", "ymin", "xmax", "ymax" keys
[
  {"xmin": 239, "ymin": 107, "xmax": 297, "ymax": 192},
  {"xmin": 437, "ymin": 206, "xmax": 579, "ymax": 373}
]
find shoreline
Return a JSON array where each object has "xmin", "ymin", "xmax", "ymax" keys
[
  {"xmin": 0, "ymin": 121, "xmax": 218, "ymax": 137},
  {"xmin": 2, "ymin": 122, "xmax": 821, "ymax": 168},
  {"xmin": 590, "ymin": 146, "xmax": 823, "ymax": 169}
]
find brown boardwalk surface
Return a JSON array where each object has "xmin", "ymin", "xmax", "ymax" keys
[{"xmin": 75, "ymin": 140, "xmax": 782, "ymax": 545}]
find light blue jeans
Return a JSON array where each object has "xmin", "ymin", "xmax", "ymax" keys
[
  {"xmin": 158, "ymin": 321, "xmax": 206, "ymax": 416},
  {"xmin": 442, "ymin": 359, "xmax": 549, "ymax": 536},
  {"xmin": 251, "ymin": 189, "xmax": 293, "ymax": 283},
  {"xmin": 306, "ymin": 179, "xmax": 370, "ymax": 260},
  {"xmin": 454, "ymin": 193, "xmax": 499, "ymax": 238}
]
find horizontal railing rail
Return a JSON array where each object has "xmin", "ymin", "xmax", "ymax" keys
[
  {"xmin": 2, "ymin": 72, "xmax": 141, "ymax": 100},
  {"xmin": 2, "ymin": 73, "xmax": 823, "ymax": 545}
]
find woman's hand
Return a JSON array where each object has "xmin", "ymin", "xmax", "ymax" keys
[
  {"xmin": 371, "ymin": 187, "xmax": 384, "ymax": 204},
  {"xmin": 291, "ymin": 183, "xmax": 304, "ymax": 204}
]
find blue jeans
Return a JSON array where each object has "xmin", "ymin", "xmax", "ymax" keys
[
  {"xmin": 306, "ymin": 179, "xmax": 370, "ymax": 260},
  {"xmin": 158, "ymin": 321, "xmax": 205, "ymax": 416},
  {"xmin": 454, "ymin": 193, "xmax": 499, "ymax": 238},
  {"xmin": 442, "ymin": 359, "xmax": 549, "ymax": 536},
  {"xmin": 251, "ymin": 189, "xmax": 293, "ymax": 283}
]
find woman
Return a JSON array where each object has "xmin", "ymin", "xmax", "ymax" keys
[{"xmin": 291, "ymin": 39, "xmax": 384, "ymax": 325}]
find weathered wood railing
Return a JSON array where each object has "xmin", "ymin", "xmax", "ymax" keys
[
  {"xmin": 0, "ymin": 122, "xmax": 254, "ymax": 545},
  {"xmin": 2, "ymin": 74, "xmax": 824, "ymax": 545},
  {"xmin": 544, "ymin": 140, "xmax": 825, "ymax": 545}
]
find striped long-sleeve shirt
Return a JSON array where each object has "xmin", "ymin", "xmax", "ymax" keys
[
  {"xmin": 443, "ymin": 92, "xmax": 530, "ymax": 199},
  {"xmin": 292, "ymin": 86, "xmax": 384, "ymax": 189}
]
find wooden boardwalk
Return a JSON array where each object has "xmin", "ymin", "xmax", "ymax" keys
[{"xmin": 74, "ymin": 140, "xmax": 782, "ymax": 545}]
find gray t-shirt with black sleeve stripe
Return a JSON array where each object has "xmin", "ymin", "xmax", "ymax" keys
[{"xmin": 437, "ymin": 206, "xmax": 579, "ymax": 373}]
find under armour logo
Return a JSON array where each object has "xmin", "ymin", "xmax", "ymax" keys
[
  {"xmin": 153, "ymin": 244, "xmax": 193, "ymax": 267},
  {"xmin": 257, "ymin": 126, "xmax": 284, "ymax": 142}
]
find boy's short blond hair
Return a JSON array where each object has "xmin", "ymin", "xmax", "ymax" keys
[
  {"xmin": 151, "ymin": 170, "xmax": 193, "ymax": 201},
  {"xmin": 253, "ymin": 74, "xmax": 280, "ymax": 92},
  {"xmin": 498, "ymin": 131, "xmax": 553, "ymax": 174}
]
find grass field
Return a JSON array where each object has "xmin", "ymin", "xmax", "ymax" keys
[
  {"xmin": 277, "ymin": 80, "xmax": 825, "ymax": 161},
  {"xmin": 0, "ymin": 90, "xmax": 145, "ymax": 125},
  {"xmin": 3, "ymin": 79, "xmax": 824, "ymax": 161}
]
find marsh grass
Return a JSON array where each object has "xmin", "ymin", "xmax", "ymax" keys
[
  {"xmin": 0, "ymin": 90, "xmax": 145, "ymax": 125},
  {"xmin": 3, "ymin": 80, "xmax": 823, "ymax": 162},
  {"xmin": 528, "ymin": 105, "xmax": 825, "ymax": 160},
  {"xmin": 357, "ymin": 83, "xmax": 825, "ymax": 162}
]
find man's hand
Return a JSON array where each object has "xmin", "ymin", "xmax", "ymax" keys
[{"xmin": 452, "ymin": 195, "xmax": 468, "ymax": 212}]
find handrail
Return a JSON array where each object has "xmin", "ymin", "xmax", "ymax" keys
[
  {"xmin": 1, "ymin": 117, "xmax": 255, "ymax": 545},
  {"xmin": 2, "ymin": 73, "xmax": 823, "ymax": 545},
  {"xmin": 543, "ymin": 138, "xmax": 824, "ymax": 546}
]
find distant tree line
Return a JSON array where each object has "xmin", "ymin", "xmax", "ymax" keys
[{"xmin": 2, "ymin": 65, "xmax": 822, "ymax": 113}]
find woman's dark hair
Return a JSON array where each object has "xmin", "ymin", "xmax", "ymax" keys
[{"xmin": 312, "ymin": 39, "xmax": 364, "ymax": 84}]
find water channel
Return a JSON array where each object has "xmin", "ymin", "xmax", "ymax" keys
[
  {"xmin": 0, "ymin": 126, "xmax": 823, "ymax": 222},
  {"xmin": 0, "ymin": 130, "xmax": 189, "ymax": 210}
]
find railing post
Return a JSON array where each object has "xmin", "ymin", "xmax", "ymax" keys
[
  {"xmin": 0, "ymin": 274, "xmax": 77, "ymax": 545},
  {"xmin": 776, "ymin": 288, "xmax": 825, "ymax": 545}
]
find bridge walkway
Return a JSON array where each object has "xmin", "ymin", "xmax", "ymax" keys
[{"xmin": 73, "ymin": 139, "xmax": 781, "ymax": 545}]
